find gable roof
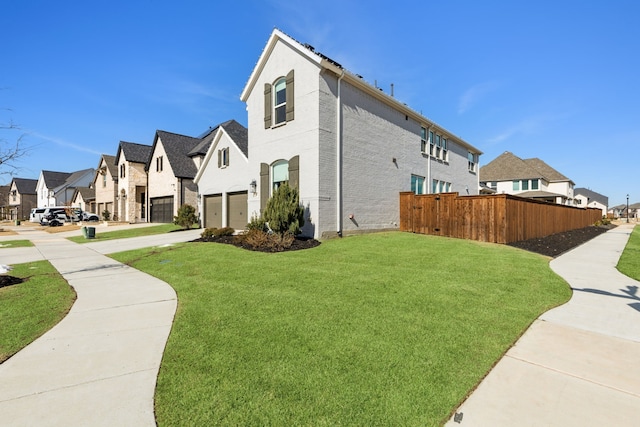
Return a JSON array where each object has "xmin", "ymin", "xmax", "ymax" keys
[
  {"xmin": 240, "ymin": 28, "xmax": 481, "ymax": 155},
  {"xmin": 190, "ymin": 120, "xmax": 248, "ymax": 158},
  {"xmin": 480, "ymin": 151, "xmax": 573, "ymax": 184},
  {"xmin": 11, "ymin": 178, "xmax": 37, "ymax": 194},
  {"xmin": 149, "ymin": 130, "xmax": 202, "ymax": 178},
  {"xmin": 73, "ymin": 186, "xmax": 95, "ymax": 202},
  {"xmin": 575, "ymin": 188, "xmax": 608, "ymax": 206},
  {"xmin": 116, "ymin": 141, "xmax": 152, "ymax": 164},
  {"xmin": 42, "ymin": 170, "xmax": 72, "ymax": 189},
  {"xmin": 99, "ymin": 155, "xmax": 117, "ymax": 178}
]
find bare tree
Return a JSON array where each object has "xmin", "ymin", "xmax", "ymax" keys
[{"xmin": 0, "ymin": 107, "xmax": 31, "ymax": 177}]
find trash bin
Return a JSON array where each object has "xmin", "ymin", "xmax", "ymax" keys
[
  {"xmin": 87, "ymin": 227, "xmax": 96, "ymax": 239},
  {"xmin": 81, "ymin": 226, "xmax": 87, "ymax": 238},
  {"xmin": 15, "ymin": 220, "xmax": 20, "ymax": 226}
]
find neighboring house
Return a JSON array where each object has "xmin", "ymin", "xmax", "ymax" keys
[
  {"xmin": 611, "ymin": 202, "xmax": 640, "ymax": 220},
  {"xmin": 239, "ymin": 29, "xmax": 482, "ymax": 238},
  {"xmin": 92, "ymin": 155, "xmax": 119, "ymax": 220},
  {"xmin": 574, "ymin": 187, "xmax": 608, "ymax": 217},
  {"xmin": 194, "ymin": 120, "xmax": 249, "ymax": 229},
  {"xmin": 115, "ymin": 141, "xmax": 153, "ymax": 223},
  {"xmin": 71, "ymin": 186, "xmax": 96, "ymax": 213},
  {"xmin": 146, "ymin": 130, "xmax": 201, "ymax": 223},
  {"xmin": 36, "ymin": 169, "xmax": 95, "ymax": 207},
  {"xmin": 479, "ymin": 151, "xmax": 575, "ymax": 205},
  {"xmin": 8, "ymin": 178, "xmax": 37, "ymax": 220}
]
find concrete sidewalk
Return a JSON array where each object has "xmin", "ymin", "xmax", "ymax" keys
[
  {"xmin": 445, "ymin": 223, "xmax": 640, "ymax": 427},
  {"xmin": 0, "ymin": 226, "xmax": 200, "ymax": 426}
]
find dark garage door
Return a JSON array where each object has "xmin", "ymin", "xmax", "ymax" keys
[
  {"xmin": 204, "ymin": 194, "xmax": 222, "ymax": 229},
  {"xmin": 227, "ymin": 191, "xmax": 248, "ymax": 231},
  {"xmin": 150, "ymin": 196, "xmax": 174, "ymax": 223}
]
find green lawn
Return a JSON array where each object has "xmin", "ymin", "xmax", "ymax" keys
[
  {"xmin": 617, "ymin": 225, "xmax": 640, "ymax": 281},
  {"xmin": 67, "ymin": 224, "xmax": 189, "ymax": 243},
  {"xmin": 0, "ymin": 240, "xmax": 33, "ymax": 248},
  {"xmin": 112, "ymin": 232, "xmax": 571, "ymax": 426},
  {"xmin": 0, "ymin": 261, "xmax": 76, "ymax": 363}
]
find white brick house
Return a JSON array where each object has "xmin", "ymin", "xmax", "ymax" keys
[
  {"xmin": 194, "ymin": 120, "xmax": 249, "ymax": 230},
  {"xmin": 240, "ymin": 29, "xmax": 482, "ymax": 238}
]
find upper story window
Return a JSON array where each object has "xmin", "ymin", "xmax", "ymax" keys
[
  {"xmin": 420, "ymin": 127, "xmax": 427, "ymax": 153},
  {"xmin": 429, "ymin": 132, "xmax": 448, "ymax": 161},
  {"xmin": 102, "ymin": 173, "xmax": 107, "ymax": 187},
  {"xmin": 120, "ymin": 164, "xmax": 126, "ymax": 178},
  {"xmin": 513, "ymin": 180, "xmax": 520, "ymax": 191},
  {"xmin": 531, "ymin": 179, "xmax": 539, "ymax": 190},
  {"xmin": 468, "ymin": 152, "xmax": 478, "ymax": 172},
  {"xmin": 218, "ymin": 147, "xmax": 229, "ymax": 168},
  {"xmin": 264, "ymin": 70, "xmax": 295, "ymax": 128},
  {"xmin": 156, "ymin": 156, "xmax": 163, "ymax": 172}
]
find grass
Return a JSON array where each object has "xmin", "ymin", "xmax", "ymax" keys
[
  {"xmin": 0, "ymin": 240, "xmax": 33, "ymax": 248},
  {"xmin": 0, "ymin": 261, "xmax": 76, "ymax": 363},
  {"xmin": 617, "ymin": 225, "xmax": 640, "ymax": 281},
  {"xmin": 111, "ymin": 231, "xmax": 571, "ymax": 426},
  {"xmin": 67, "ymin": 224, "xmax": 189, "ymax": 243}
]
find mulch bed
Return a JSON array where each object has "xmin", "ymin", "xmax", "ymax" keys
[
  {"xmin": 507, "ymin": 225, "xmax": 615, "ymax": 258},
  {"xmin": 191, "ymin": 235, "xmax": 321, "ymax": 253},
  {"xmin": 0, "ymin": 275, "xmax": 24, "ymax": 289}
]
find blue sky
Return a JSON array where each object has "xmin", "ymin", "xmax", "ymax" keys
[{"xmin": 2, "ymin": 0, "xmax": 638, "ymax": 206}]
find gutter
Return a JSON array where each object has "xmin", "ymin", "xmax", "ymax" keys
[{"xmin": 336, "ymin": 70, "xmax": 345, "ymax": 237}]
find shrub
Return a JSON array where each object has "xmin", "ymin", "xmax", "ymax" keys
[
  {"xmin": 102, "ymin": 209, "xmax": 111, "ymax": 221},
  {"xmin": 174, "ymin": 204, "xmax": 198, "ymax": 230},
  {"xmin": 201, "ymin": 227, "xmax": 235, "ymax": 239},
  {"xmin": 246, "ymin": 215, "xmax": 267, "ymax": 232},
  {"xmin": 263, "ymin": 183, "xmax": 305, "ymax": 235},
  {"xmin": 243, "ymin": 229, "xmax": 295, "ymax": 252}
]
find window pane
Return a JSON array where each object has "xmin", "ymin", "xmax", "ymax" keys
[
  {"xmin": 273, "ymin": 162, "xmax": 289, "ymax": 182},
  {"xmin": 432, "ymin": 179, "xmax": 437, "ymax": 193},
  {"xmin": 275, "ymin": 80, "xmax": 286, "ymax": 105},
  {"xmin": 436, "ymin": 135, "xmax": 440, "ymax": 147},
  {"xmin": 522, "ymin": 180, "xmax": 529, "ymax": 190},
  {"xmin": 513, "ymin": 180, "xmax": 519, "ymax": 191},
  {"xmin": 275, "ymin": 105, "xmax": 286, "ymax": 124},
  {"xmin": 531, "ymin": 179, "xmax": 539, "ymax": 190},
  {"xmin": 421, "ymin": 127, "xmax": 426, "ymax": 139}
]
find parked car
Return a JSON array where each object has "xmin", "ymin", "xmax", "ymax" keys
[
  {"xmin": 82, "ymin": 212, "xmax": 100, "ymax": 222},
  {"xmin": 29, "ymin": 208, "xmax": 47, "ymax": 223},
  {"xmin": 39, "ymin": 207, "xmax": 82, "ymax": 226}
]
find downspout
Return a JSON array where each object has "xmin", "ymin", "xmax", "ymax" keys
[
  {"xmin": 336, "ymin": 70, "xmax": 345, "ymax": 237},
  {"xmin": 427, "ymin": 127, "xmax": 432, "ymax": 193}
]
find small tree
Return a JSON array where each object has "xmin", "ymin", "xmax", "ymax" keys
[
  {"xmin": 174, "ymin": 204, "xmax": 198, "ymax": 230},
  {"xmin": 102, "ymin": 209, "xmax": 111, "ymax": 221},
  {"xmin": 263, "ymin": 183, "xmax": 305, "ymax": 235}
]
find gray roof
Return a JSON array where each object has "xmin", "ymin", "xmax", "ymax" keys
[
  {"xmin": 42, "ymin": 170, "xmax": 72, "ymax": 189},
  {"xmin": 12, "ymin": 178, "xmax": 37, "ymax": 194},
  {"xmin": 480, "ymin": 151, "xmax": 573, "ymax": 184},
  {"xmin": 149, "ymin": 130, "xmax": 203, "ymax": 178},
  {"xmin": 117, "ymin": 141, "xmax": 152, "ymax": 164},
  {"xmin": 74, "ymin": 186, "xmax": 95, "ymax": 202},
  {"xmin": 574, "ymin": 188, "xmax": 608, "ymax": 207},
  {"xmin": 517, "ymin": 190, "xmax": 565, "ymax": 199},
  {"xmin": 101, "ymin": 155, "xmax": 118, "ymax": 179},
  {"xmin": 189, "ymin": 119, "xmax": 248, "ymax": 158}
]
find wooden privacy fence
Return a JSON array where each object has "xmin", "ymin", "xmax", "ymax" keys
[{"xmin": 400, "ymin": 192, "xmax": 603, "ymax": 244}]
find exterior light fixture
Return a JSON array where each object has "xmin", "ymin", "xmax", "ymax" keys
[{"xmin": 250, "ymin": 179, "xmax": 257, "ymax": 194}]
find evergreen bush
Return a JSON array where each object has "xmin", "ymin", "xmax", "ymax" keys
[
  {"xmin": 263, "ymin": 183, "xmax": 305, "ymax": 235},
  {"xmin": 174, "ymin": 204, "xmax": 198, "ymax": 230}
]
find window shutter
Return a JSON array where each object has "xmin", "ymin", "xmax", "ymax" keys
[
  {"xmin": 264, "ymin": 83, "xmax": 272, "ymax": 129},
  {"xmin": 260, "ymin": 163, "xmax": 269, "ymax": 211},
  {"xmin": 288, "ymin": 155, "xmax": 299, "ymax": 190},
  {"xmin": 218, "ymin": 149, "xmax": 221, "ymax": 168},
  {"xmin": 226, "ymin": 148, "xmax": 230, "ymax": 166},
  {"xmin": 285, "ymin": 70, "xmax": 294, "ymax": 122}
]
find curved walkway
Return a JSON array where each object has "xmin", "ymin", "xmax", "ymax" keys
[
  {"xmin": 446, "ymin": 223, "xmax": 640, "ymax": 426},
  {"xmin": 0, "ymin": 225, "xmax": 201, "ymax": 426}
]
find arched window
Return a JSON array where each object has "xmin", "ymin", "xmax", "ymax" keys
[
  {"xmin": 271, "ymin": 160, "xmax": 289, "ymax": 192},
  {"xmin": 274, "ymin": 78, "xmax": 287, "ymax": 125}
]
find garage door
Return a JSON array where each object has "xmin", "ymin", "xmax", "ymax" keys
[
  {"xmin": 150, "ymin": 196, "xmax": 174, "ymax": 223},
  {"xmin": 204, "ymin": 194, "xmax": 222, "ymax": 229},
  {"xmin": 227, "ymin": 191, "xmax": 248, "ymax": 231}
]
